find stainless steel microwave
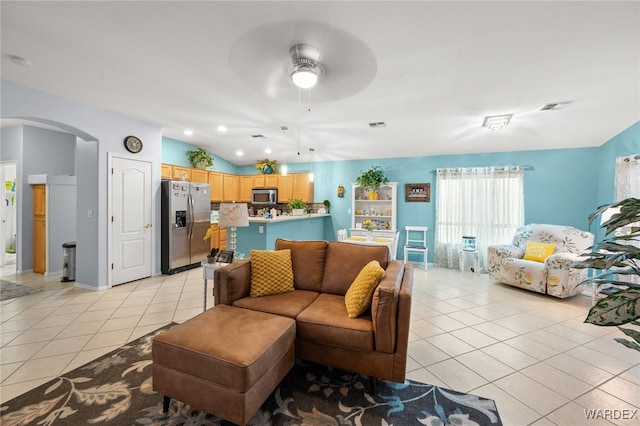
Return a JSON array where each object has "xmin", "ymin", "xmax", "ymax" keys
[{"xmin": 251, "ymin": 188, "xmax": 277, "ymax": 205}]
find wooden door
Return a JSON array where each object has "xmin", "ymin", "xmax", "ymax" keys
[{"xmin": 33, "ymin": 214, "xmax": 46, "ymax": 274}]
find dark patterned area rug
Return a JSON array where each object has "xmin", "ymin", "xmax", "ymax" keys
[
  {"xmin": 0, "ymin": 323, "xmax": 502, "ymax": 425},
  {"xmin": 0, "ymin": 280, "xmax": 41, "ymax": 301}
]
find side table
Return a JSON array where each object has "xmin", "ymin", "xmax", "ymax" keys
[
  {"xmin": 201, "ymin": 261, "xmax": 228, "ymax": 311},
  {"xmin": 459, "ymin": 249, "xmax": 479, "ymax": 274}
]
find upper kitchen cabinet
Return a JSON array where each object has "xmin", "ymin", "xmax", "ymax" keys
[
  {"xmin": 239, "ymin": 175, "xmax": 253, "ymax": 202},
  {"xmin": 208, "ymin": 172, "xmax": 223, "ymax": 201},
  {"xmin": 223, "ymin": 174, "xmax": 239, "ymax": 201},
  {"xmin": 172, "ymin": 166, "xmax": 191, "ymax": 181},
  {"xmin": 277, "ymin": 175, "xmax": 292, "ymax": 203},
  {"xmin": 264, "ymin": 174, "xmax": 278, "ymax": 188},
  {"xmin": 191, "ymin": 169, "xmax": 209, "ymax": 183},
  {"xmin": 292, "ymin": 173, "xmax": 314, "ymax": 203},
  {"xmin": 161, "ymin": 164, "xmax": 173, "ymax": 180}
]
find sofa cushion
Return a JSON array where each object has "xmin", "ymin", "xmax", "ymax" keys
[
  {"xmin": 345, "ymin": 260, "xmax": 385, "ymax": 318},
  {"xmin": 523, "ymin": 241, "xmax": 556, "ymax": 262},
  {"xmin": 274, "ymin": 239, "xmax": 327, "ymax": 292},
  {"xmin": 233, "ymin": 290, "xmax": 319, "ymax": 319},
  {"xmin": 321, "ymin": 242, "xmax": 390, "ymax": 295},
  {"xmin": 250, "ymin": 249, "xmax": 294, "ymax": 297},
  {"xmin": 297, "ymin": 293, "xmax": 374, "ymax": 352}
]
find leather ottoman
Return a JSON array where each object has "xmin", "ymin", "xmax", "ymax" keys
[{"xmin": 152, "ymin": 304, "xmax": 296, "ymax": 425}]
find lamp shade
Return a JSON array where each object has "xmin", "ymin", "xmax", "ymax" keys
[
  {"xmin": 291, "ymin": 69, "xmax": 318, "ymax": 89},
  {"xmin": 218, "ymin": 203, "xmax": 249, "ymax": 228}
]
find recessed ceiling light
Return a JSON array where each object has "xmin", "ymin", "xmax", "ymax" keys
[
  {"xmin": 10, "ymin": 55, "xmax": 32, "ymax": 67},
  {"xmin": 265, "ymin": 148, "xmax": 272, "ymax": 154},
  {"xmin": 217, "ymin": 125, "xmax": 228, "ymax": 132},
  {"xmin": 184, "ymin": 129, "xmax": 193, "ymax": 136},
  {"xmin": 236, "ymin": 150, "xmax": 244, "ymax": 156}
]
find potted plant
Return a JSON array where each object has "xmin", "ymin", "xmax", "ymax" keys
[
  {"xmin": 323, "ymin": 199, "xmax": 331, "ymax": 213},
  {"xmin": 187, "ymin": 147, "xmax": 214, "ymax": 169},
  {"xmin": 255, "ymin": 158, "xmax": 279, "ymax": 174},
  {"xmin": 288, "ymin": 198, "xmax": 307, "ymax": 216},
  {"xmin": 356, "ymin": 166, "xmax": 389, "ymax": 200},
  {"xmin": 207, "ymin": 248, "xmax": 220, "ymax": 264},
  {"xmin": 572, "ymin": 197, "xmax": 640, "ymax": 352}
]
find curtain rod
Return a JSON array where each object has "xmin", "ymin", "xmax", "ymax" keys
[{"xmin": 430, "ymin": 165, "xmax": 535, "ymax": 173}]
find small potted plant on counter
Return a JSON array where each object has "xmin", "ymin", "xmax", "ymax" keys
[
  {"xmin": 187, "ymin": 147, "xmax": 214, "ymax": 170},
  {"xmin": 322, "ymin": 199, "xmax": 331, "ymax": 214},
  {"xmin": 288, "ymin": 198, "xmax": 307, "ymax": 216},
  {"xmin": 255, "ymin": 158, "xmax": 279, "ymax": 174}
]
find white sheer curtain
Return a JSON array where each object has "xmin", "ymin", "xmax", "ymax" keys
[
  {"xmin": 433, "ymin": 166, "xmax": 525, "ymax": 271},
  {"xmin": 615, "ymin": 154, "xmax": 640, "ymax": 200}
]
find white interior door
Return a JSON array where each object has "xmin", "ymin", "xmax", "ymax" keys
[{"xmin": 110, "ymin": 156, "xmax": 153, "ymax": 285}]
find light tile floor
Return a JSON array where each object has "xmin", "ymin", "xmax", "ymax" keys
[{"xmin": 1, "ymin": 264, "xmax": 639, "ymax": 425}]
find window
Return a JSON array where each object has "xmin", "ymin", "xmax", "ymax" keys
[{"xmin": 433, "ymin": 167, "xmax": 525, "ymax": 270}]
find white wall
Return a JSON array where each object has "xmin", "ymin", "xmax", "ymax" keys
[{"xmin": 1, "ymin": 81, "xmax": 163, "ymax": 289}]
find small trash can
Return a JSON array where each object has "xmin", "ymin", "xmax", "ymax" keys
[{"xmin": 62, "ymin": 242, "xmax": 76, "ymax": 282}]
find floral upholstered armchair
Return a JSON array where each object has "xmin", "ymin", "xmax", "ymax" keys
[{"xmin": 487, "ymin": 224, "xmax": 594, "ymax": 298}]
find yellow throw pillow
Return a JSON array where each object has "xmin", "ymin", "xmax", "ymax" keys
[
  {"xmin": 250, "ymin": 249, "xmax": 295, "ymax": 297},
  {"xmin": 523, "ymin": 242, "xmax": 556, "ymax": 262},
  {"xmin": 344, "ymin": 260, "xmax": 385, "ymax": 318}
]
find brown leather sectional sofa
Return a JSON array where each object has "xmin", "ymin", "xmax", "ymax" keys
[{"xmin": 214, "ymin": 238, "xmax": 414, "ymax": 383}]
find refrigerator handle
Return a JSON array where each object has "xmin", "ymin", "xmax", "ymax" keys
[{"xmin": 188, "ymin": 193, "xmax": 194, "ymax": 239}]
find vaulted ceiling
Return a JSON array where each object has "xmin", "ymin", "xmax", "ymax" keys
[{"xmin": 2, "ymin": 1, "xmax": 638, "ymax": 165}]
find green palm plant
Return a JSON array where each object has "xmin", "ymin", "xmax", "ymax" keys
[{"xmin": 572, "ymin": 197, "xmax": 640, "ymax": 352}]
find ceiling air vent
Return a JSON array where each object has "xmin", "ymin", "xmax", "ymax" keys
[
  {"xmin": 369, "ymin": 122, "xmax": 386, "ymax": 128},
  {"xmin": 541, "ymin": 101, "xmax": 573, "ymax": 111},
  {"xmin": 250, "ymin": 134, "xmax": 266, "ymax": 138}
]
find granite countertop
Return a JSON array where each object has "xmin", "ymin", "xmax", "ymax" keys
[{"xmin": 210, "ymin": 213, "xmax": 330, "ymax": 224}]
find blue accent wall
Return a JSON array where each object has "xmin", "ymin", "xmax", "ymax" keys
[
  {"xmin": 162, "ymin": 137, "xmax": 237, "ymax": 174},
  {"xmin": 163, "ymin": 120, "xmax": 640, "ymax": 259}
]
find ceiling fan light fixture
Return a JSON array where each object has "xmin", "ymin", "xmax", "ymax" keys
[
  {"xmin": 291, "ymin": 68, "xmax": 318, "ymax": 89},
  {"xmin": 482, "ymin": 114, "xmax": 513, "ymax": 131},
  {"xmin": 289, "ymin": 44, "xmax": 321, "ymax": 89}
]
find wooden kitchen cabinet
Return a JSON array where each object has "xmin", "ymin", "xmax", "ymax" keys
[
  {"xmin": 191, "ymin": 169, "xmax": 209, "ymax": 183},
  {"xmin": 277, "ymin": 175, "xmax": 293, "ymax": 203},
  {"xmin": 292, "ymin": 173, "xmax": 314, "ymax": 203},
  {"xmin": 264, "ymin": 174, "xmax": 278, "ymax": 188},
  {"xmin": 223, "ymin": 174, "xmax": 239, "ymax": 201},
  {"xmin": 172, "ymin": 166, "xmax": 191, "ymax": 181},
  {"xmin": 161, "ymin": 164, "xmax": 173, "ymax": 180},
  {"xmin": 239, "ymin": 175, "xmax": 253, "ymax": 202},
  {"xmin": 208, "ymin": 224, "xmax": 227, "ymax": 251},
  {"xmin": 208, "ymin": 172, "xmax": 223, "ymax": 201}
]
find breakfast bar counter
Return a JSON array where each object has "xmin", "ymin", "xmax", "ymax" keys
[{"xmin": 233, "ymin": 214, "xmax": 331, "ymax": 256}]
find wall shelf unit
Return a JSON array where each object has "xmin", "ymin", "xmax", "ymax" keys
[{"xmin": 350, "ymin": 182, "xmax": 397, "ymax": 238}]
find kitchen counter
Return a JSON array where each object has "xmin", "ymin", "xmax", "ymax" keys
[{"xmin": 233, "ymin": 213, "xmax": 331, "ymax": 255}]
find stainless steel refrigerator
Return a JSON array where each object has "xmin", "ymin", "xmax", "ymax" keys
[{"xmin": 161, "ymin": 180, "xmax": 211, "ymax": 274}]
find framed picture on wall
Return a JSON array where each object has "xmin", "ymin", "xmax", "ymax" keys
[{"xmin": 405, "ymin": 183, "xmax": 430, "ymax": 202}]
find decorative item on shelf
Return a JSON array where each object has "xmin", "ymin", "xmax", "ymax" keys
[
  {"xmin": 218, "ymin": 202, "xmax": 249, "ymax": 259},
  {"xmin": 207, "ymin": 248, "xmax": 220, "ymax": 264},
  {"xmin": 571, "ymin": 197, "xmax": 640, "ymax": 353},
  {"xmin": 255, "ymin": 158, "xmax": 279, "ymax": 174},
  {"xmin": 337, "ymin": 184, "xmax": 345, "ymax": 198},
  {"xmin": 323, "ymin": 199, "xmax": 331, "ymax": 213},
  {"xmin": 362, "ymin": 219, "xmax": 376, "ymax": 241},
  {"xmin": 187, "ymin": 147, "xmax": 214, "ymax": 169},
  {"xmin": 355, "ymin": 166, "xmax": 389, "ymax": 199},
  {"xmin": 288, "ymin": 198, "xmax": 307, "ymax": 216}
]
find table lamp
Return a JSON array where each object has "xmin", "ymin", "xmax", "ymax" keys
[{"xmin": 218, "ymin": 202, "xmax": 249, "ymax": 257}]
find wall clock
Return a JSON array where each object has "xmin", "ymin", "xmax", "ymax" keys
[{"xmin": 124, "ymin": 135, "xmax": 143, "ymax": 153}]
